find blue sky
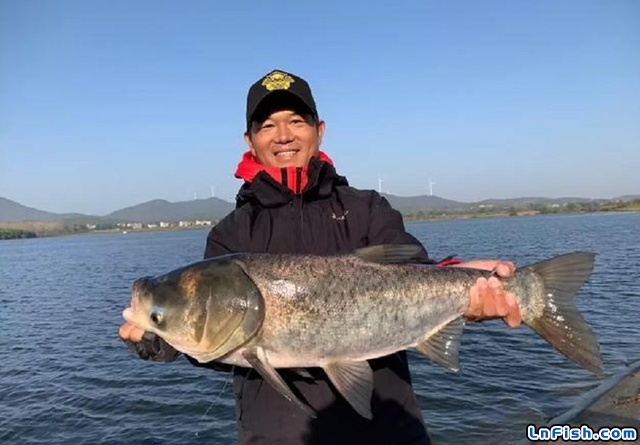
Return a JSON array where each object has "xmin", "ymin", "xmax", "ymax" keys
[{"xmin": 1, "ymin": 0, "xmax": 638, "ymax": 215}]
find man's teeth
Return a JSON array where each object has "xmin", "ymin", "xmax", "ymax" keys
[{"xmin": 276, "ymin": 151, "xmax": 297, "ymax": 157}]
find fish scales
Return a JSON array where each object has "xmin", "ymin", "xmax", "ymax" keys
[{"xmin": 233, "ymin": 254, "xmax": 482, "ymax": 365}]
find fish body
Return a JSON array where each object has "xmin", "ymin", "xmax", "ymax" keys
[
  {"xmin": 223, "ymin": 254, "xmax": 475, "ymax": 368},
  {"xmin": 123, "ymin": 245, "xmax": 602, "ymax": 418}
]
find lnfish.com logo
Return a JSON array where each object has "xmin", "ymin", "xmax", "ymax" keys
[{"xmin": 527, "ymin": 424, "xmax": 637, "ymax": 441}]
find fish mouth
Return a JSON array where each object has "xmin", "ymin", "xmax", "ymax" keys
[
  {"xmin": 122, "ymin": 307, "xmax": 200, "ymax": 355},
  {"xmin": 122, "ymin": 307, "xmax": 148, "ymax": 330},
  {"xmin": 122, "ymin": 307, "xmax": 135, "ymax": 323}
]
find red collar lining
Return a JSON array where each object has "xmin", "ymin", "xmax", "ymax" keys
[{"xmin": 234, "ymin": 151, "xmax": 333, "ymax": 194}]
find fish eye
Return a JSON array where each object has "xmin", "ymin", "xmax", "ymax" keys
[{"xmin": 150, "ymin": 311, "xmax": 164, "ymax": 325}]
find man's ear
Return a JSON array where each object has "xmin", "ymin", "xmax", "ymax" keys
[
  {"xmin": 244, "ymin": 132, "xmax": 256, "ymax": 157},
  {"xmin": 317, "ymin": 120, "xmax": 326, "ymax": 146}
]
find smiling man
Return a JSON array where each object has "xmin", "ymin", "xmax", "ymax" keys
[
  {"xmin": 119, "ymin": 69, "xmax": 521, "ymax": 445},
  {"xmin": 244, "ymin": 74, "xmax": 325, "ymax": 169}
]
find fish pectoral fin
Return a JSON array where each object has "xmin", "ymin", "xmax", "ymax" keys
[
  {"xmin": 322, "ymin": 361, "xmax": 374, "ymax": 419},
  {"xmin": 353, "ymin": 244, "xmax": 424, "ymax": 264},
  {"xmin": 415, "ymin": 316, "xmax": 465, "ymax": 373},
  {"xmin": 241, "ymin": 347, "xmax": 316, "ymax": 418}
]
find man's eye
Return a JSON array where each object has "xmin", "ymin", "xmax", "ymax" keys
[
  {"xmin": 261, "ymin": 123, "xmax": 274, "ymax": 130},
  {"xmin": 291, "ymin": 119, "xmax": 304, "ymax": 124}
]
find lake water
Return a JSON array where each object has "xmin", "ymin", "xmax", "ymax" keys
[{"xmin": 1, "ymin": 212, "xmax": 639, "ymax": 444}]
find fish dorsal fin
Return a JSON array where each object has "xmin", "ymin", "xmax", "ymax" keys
[
  {"xmin": 242, "ymin": 347, "xmax": 316, "ymax": 417},
  {"xmin": 322, "ymin": 361, "xmax": 374, "ymax": 419},
  {"xmin": 353, "ymin": 244, "xmax": 424, "ymax": 264},
  {"xmin": 415, "ymin": 316, "xmax": 465, "ymax": 373}
]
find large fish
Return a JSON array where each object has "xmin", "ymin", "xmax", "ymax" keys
[{"xmin": 122, "ymin": 245, "xmax": 602, "ymax": 418}]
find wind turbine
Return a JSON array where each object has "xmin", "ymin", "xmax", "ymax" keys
[
  {"xmin": 429, "ymin": 181, "xmax": 436, "ymax": 197},
  {"xmin": 210, "ymin": 186, "xmax": 216, "ymax": 198},
  {"xmin": 378, "ymin": 176, "xmax": 384, "ymax": 194}
]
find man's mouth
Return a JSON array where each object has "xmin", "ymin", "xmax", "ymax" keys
[{"xmin": 274, "ymin": 150, "xmax": 299, "ymax": 158}]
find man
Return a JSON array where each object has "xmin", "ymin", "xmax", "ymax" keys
[{"xmin": 119, "ymin": 69, "xmax": 521, "ymax": 444}]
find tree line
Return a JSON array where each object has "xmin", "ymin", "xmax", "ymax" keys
[
  {"xmin": 0, "ymin": 228, "xmax": 37, "ymax": 240},
  {"xmin": 402, "ymin": 199, "xmax": 640, "ymax": 221}
]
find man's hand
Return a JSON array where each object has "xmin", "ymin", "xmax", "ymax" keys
[
  {"xmin": 119, "ymin": 320, "xmax": 145, "ymax": 343},
  {"xmin": 118, "ymin": 320, "xmax": 180, "ymax": 362},
  {"xmin": 453, "ymin": 260, "xmax": 521, "ymax": 328}
]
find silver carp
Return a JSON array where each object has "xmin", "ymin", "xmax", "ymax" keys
[{"xmin": 123, "ymin": 245, "xmax": 602, "ymax": 418}]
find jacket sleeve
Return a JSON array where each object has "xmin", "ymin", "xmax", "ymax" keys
[{"xmin": 367, "ymin": 192, "xmax": 434, "ymax": 264}]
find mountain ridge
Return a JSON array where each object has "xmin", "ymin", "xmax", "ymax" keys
[{"xmin": 1, "ymin": 193, "xmax": 638, "ymax": 223}]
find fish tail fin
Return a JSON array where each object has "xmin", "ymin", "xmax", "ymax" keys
[{"xmin": 522, "ymin": 252, "xmax": 603, "ymax": 376}]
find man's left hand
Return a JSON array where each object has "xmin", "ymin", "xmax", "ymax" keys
[{"xmin": 453, "ymin": 260, "xmax": 521, "ymax": 328}]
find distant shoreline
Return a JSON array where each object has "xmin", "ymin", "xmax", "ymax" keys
[
  {"xmin": 1, "ymin": 208, "xmax": 638, "ymax": 240},
  {"xmin": 404, "ymin": 210, "xmax": 538, "ymax": 222},
  {"xmin": 0, "ymin": 228, "xmax": 37, "ymax": 240},
  {"xmin": 91, "ymin": 226, "xmax": 208, "ymax": 236},
  {"xmin": 405, "ymin": 208, "xmax": 640, "ymax": 223}
]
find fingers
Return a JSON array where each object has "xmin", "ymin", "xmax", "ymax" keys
[
  {"xmin": 118, "ymin": 321, "xmax": 145, "ymax": 343},
  {"xmin": 484, "ymin": 277, "xmax": 499, "ymax": 317},
  {"xmin": 466, "ymin": 277, "xmax": 483, "ymax": 320},
  {"xmin": 118, "ymin": 321, "xmax": 132, "ymax": 340},
  {"xmin": 488, "ymin": 276, "xmax": 506, "ymax": 315},
  {"xmin": 453, "ymin": 260, "xmax": 516, "ymax": 277},
  {"xmin": 129, "ymin": 325, "xmax": 144, "ymax": 342},
  {"xmin": 495, "ymin": 261, "xmax": 515, "ymax": 278},
  {"xmin": 503, "ymin": 292, "xmax": 521, "ymax": 328},
  {"xmin": 464, "ymin": 276, "xmax": 521, "ymax": 328}
]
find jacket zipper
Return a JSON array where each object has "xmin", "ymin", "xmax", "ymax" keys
[
  {"xmin": 295, "ymin": 167, "xmax": 302, "ymax": 194},
  {"xmin": 297, "ymin": 168, "xmax": 305, "ymax": 250}
]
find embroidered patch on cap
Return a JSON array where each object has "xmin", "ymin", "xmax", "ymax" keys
[{"xmin": 262, "ymin": 71, "xmax": 295, "ymax": 91}]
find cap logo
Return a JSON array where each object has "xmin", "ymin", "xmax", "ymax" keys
[{"xmin": 262, "ymin": 71, "xmax": 295, "ymax": 91}]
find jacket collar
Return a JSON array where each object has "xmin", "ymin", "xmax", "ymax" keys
[{"xmin": 234, "ymin": 151, "xmax": 348, "ymax": 207}]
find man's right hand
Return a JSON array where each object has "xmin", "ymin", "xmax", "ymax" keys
[
  {"xmin": 118, "ymin": 321, "xmax": 145, "ymax": 343},
  {"xmin": 118, "ymin": 320, "xmax": 180, "ymax": 362}
]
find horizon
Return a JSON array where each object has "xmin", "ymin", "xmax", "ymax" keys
[
  {"xmin": 1, "ymin": 1, "xmax": 639, "ymax": 215},
  {"xmin": 2, "ymin": 190, "xmax": 639, "ymax": 217}
]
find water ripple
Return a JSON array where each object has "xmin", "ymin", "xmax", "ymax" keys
[{"xmin": 1, "ymin": 215, "xmax": 639, "ymax": 444}]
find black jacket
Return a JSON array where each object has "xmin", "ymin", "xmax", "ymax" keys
[{"xmin": 191, "ymin": 157, "xmax": 432, "ymax": 445}]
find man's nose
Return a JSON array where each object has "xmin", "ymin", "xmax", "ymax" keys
[{"xmin": 274, "ymin": 123, "xmax": 294, "ymax": 143}]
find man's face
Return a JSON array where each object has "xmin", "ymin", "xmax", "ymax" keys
[{"xmin": 245, "ymin": 109, "xmax": 325, "ymax": 168}]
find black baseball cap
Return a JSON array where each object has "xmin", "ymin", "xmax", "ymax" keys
[{"xmin": 246, "ymin": 69, "xmax": 318, "ymax": 129}]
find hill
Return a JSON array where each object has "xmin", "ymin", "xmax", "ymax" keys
[
  {"xmin": 0, "ymin": 197, "xmax": 60, "ymax": 222},
  {"xmin": 105, "ymin": 198, "xmax": 234, "ymax": 223},
  {"xmin": 382, "ymin": 194, "xmax": 467, "ymax": 213},
  {"xmin": 379, "ymin": 195, "xmax": 607, "ymax": 213},
  {"xmin": 473, "ymin": 197, "xmax": 598, "ymax": 207},
  {"xmin": 2, "ymin": 191, "xmax": 638, "ymax": 225},
  {"xmin": 614, "ymin": 195, "xmax": 640, "ymax": 202}
]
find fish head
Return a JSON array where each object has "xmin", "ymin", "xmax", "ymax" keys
[
  {"xmin": 123, "ymin": 274, "xmax": 196, "ymax": 348},
  {"xmin": 123, "ymin": 256, "xmax": 265, "ymax": 362}
]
